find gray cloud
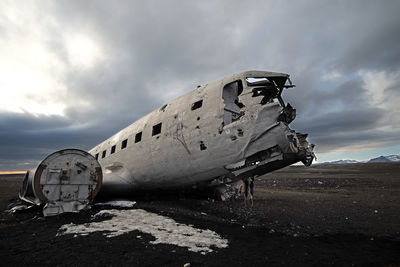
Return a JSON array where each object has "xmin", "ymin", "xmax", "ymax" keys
[
  {"xmin": 1, "ymin": 0, "xmax": 400, "ymax": 170},
  {"xmin": 294, "ymin": 106, "xmax": 386, "ymax": 150},
  {"xmin": 291, "ymin": 76, "xmax": 397, "ymax": 152},
  {"xmin": 0, "ymin": 113, "xmax": 104, "ymax": 166},
  {"xmin": 331, "ymin": 7, "xmax": 400, "ymax": 72}
]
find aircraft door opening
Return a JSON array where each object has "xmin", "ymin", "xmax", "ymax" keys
[{"xmin": 222, "ymin": 80, "xmax": 243, "ymax": 126}]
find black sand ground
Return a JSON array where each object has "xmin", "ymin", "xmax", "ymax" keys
[{"xmin": 1, "ymin": 163, "xmax": 399, "ymax": 266}]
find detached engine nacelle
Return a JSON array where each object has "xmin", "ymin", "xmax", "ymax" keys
[{"xmin": 19, "ymin": 149, "xmax": 102, "ymax": 216}]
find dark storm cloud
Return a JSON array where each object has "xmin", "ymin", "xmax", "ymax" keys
[
  {"xmin": 308, "ymin": 129, "xmax": 400, "ymax": 153},
  {"xmin": 0, "ymin": 112, "xmax": 70, "ymax": 132},
  {"xmin": 295, "ymin": 107, "xmax": 385, "ymax": 141},
  {"xmin": 285, "ymin": 78, "xmax": 368, "ymax": 117},
  {"xmin": 0, "ymin": 112, "xmax": 109, "ymax": 169},
  {"xmin": 1, "ymin": 0, "xmax": 400, "ymax": 169},
  {"xmin": 290, "ymin": 78, "xmax": 389, "ymax": 152},
  {"xmin": 43, "ymin": 0, "xmax": 272, "ymax": 139},
  {"xmin": 331, "ymin": 8, "xmax": 400, "ymax": 73},
  {"xmin": 339, "ymin": 27, "xmax": 400, "ymax": 72}
]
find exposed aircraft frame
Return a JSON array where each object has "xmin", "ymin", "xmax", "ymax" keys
[{"xmin": 19, "ymin": 70, "xmax": 315, "ymax": 215}]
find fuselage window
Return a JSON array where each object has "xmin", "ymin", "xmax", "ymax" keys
[
  {"xmin": 95, "ymin": 153, "xmax": 99, "ymax": 160},
  {"xmin": 111, "ymin": 145, "xmax": 116, "ymax": 154},
  {"xmin": 135, "ymin": 132, "xmax": 142, "ymax": 143},
  {"xmin": 152, "ymin": 123, "xmax": 162, "ymax": 136},
  {"xmin": 191, "ymin": 100, "xmax": 203, "ymax": 110},
  {"xmin": 121, "ymin": 139, "xmax": 128, "ymax": 149},
  {"xmin": 102, "ymin": 150, "xmax": 106, "ymax": 158}
]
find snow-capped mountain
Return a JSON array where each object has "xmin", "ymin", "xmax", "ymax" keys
[
  {"xmin": 320, "ymin": 154, "xmax": 400, "ymax": 164},
  {"xmin": 386, "ymin": 155, "xmax": 400, "ymax": 162},
  {"xmin": 321, "ymin": 160, "xmax": 360, "ymax": 165},
  {"xmin": 368, "ymin": 155, "xmax": 400, "ymax": 163}
]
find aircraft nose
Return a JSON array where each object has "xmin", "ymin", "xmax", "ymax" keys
[{"xmin": 293, "ymin": 133, "xmax": 315, "ymax": 166}]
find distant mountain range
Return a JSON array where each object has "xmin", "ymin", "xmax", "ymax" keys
[
  {"xmin": 320, "ymin": 154, "xmax": 400, "ymax": 165},
  {"xmin": 368, "ymin": 155, "xmax": 400, "ymax": 163},
  {"xmin": 320, "ymin": 159, "xmax": 360, "ymax": 165}
]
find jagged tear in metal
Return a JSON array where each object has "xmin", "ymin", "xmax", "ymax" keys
[{"xmin": 19, "ymin": 70, "xmax": 315, "ymax": 216}]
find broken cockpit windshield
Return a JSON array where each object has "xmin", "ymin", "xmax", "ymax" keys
[
  {"xmin": 246, "ymin": 76, "xmax": 295, "ymax": 106},
  {"xmin": 246, "ymin": 76, "xmax": 296, "ymax": 124},
  {"xmin": 246, "ymin": 77, "xmax": 281, "ymax": 105}
]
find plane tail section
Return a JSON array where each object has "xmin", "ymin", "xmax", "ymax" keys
[{"xmin": 19, "ymin": 149, "xmax": 102, "ymax": 216}]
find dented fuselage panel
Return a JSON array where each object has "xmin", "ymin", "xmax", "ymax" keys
[{"xmin": 89, "ymin": 70, "xmax": 315, "ymax": 193}]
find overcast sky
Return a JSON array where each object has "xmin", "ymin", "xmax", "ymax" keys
[{"xmin": 1, "ymin": 0, "xmax": 399, "ymax": 170}]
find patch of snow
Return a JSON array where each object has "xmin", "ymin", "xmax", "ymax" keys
[
  {"xmin": 6, "ymin": 204, "xmax": 34, "ymax": 213},
  {"xmin": 95, "ymin": 200, "xmax": 136, "ymax": 208},
  {"xmin": 57, "ymin": 209, "xmax": 228, "ymax": 254},
  {"xmin": 320, "ymin": 154, "xmax": 400, "ymax": 164},
  {"xmin": 385, "ymin": 155, "xmax": 400, "ymax": 162},
  {"xmin": 320, "ymin": 159, "xmax": 360, "ymax": 165},
  {"xmin": 368, "ymin": 156, "xmax": 392, "ymax": 163},
  {"xmin": 368, "ymin": 154, "xmax": 400, "ymax": 163}
]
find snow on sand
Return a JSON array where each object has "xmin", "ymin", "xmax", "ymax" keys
[{"xmin": 57, "ymin": 209, "xmax": 228, "ymax": 254}]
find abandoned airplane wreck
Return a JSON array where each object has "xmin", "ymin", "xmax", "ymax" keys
[{"xmin": 20, "ymin": 70, "xmax": 315, "ymax": 215}]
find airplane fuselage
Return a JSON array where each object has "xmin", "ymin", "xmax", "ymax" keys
[{"xmin": 89, "ymin": 70, "xmax": 315, "ymax": 193}]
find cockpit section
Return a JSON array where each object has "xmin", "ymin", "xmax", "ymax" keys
[
  {"xmin": 246, "ymin": 76, "xmax": 297, "ymax": 124},
  {"xmin": 245, "ymin": 76, "xmax": 295, "ymax": 107},
  {"xmin": 221, "ymin": 74, "xmax": 297, "ymax": 129},
  {"xmin": 221, "ymin": 72, "xmax": 315, "ymax": 180}
]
